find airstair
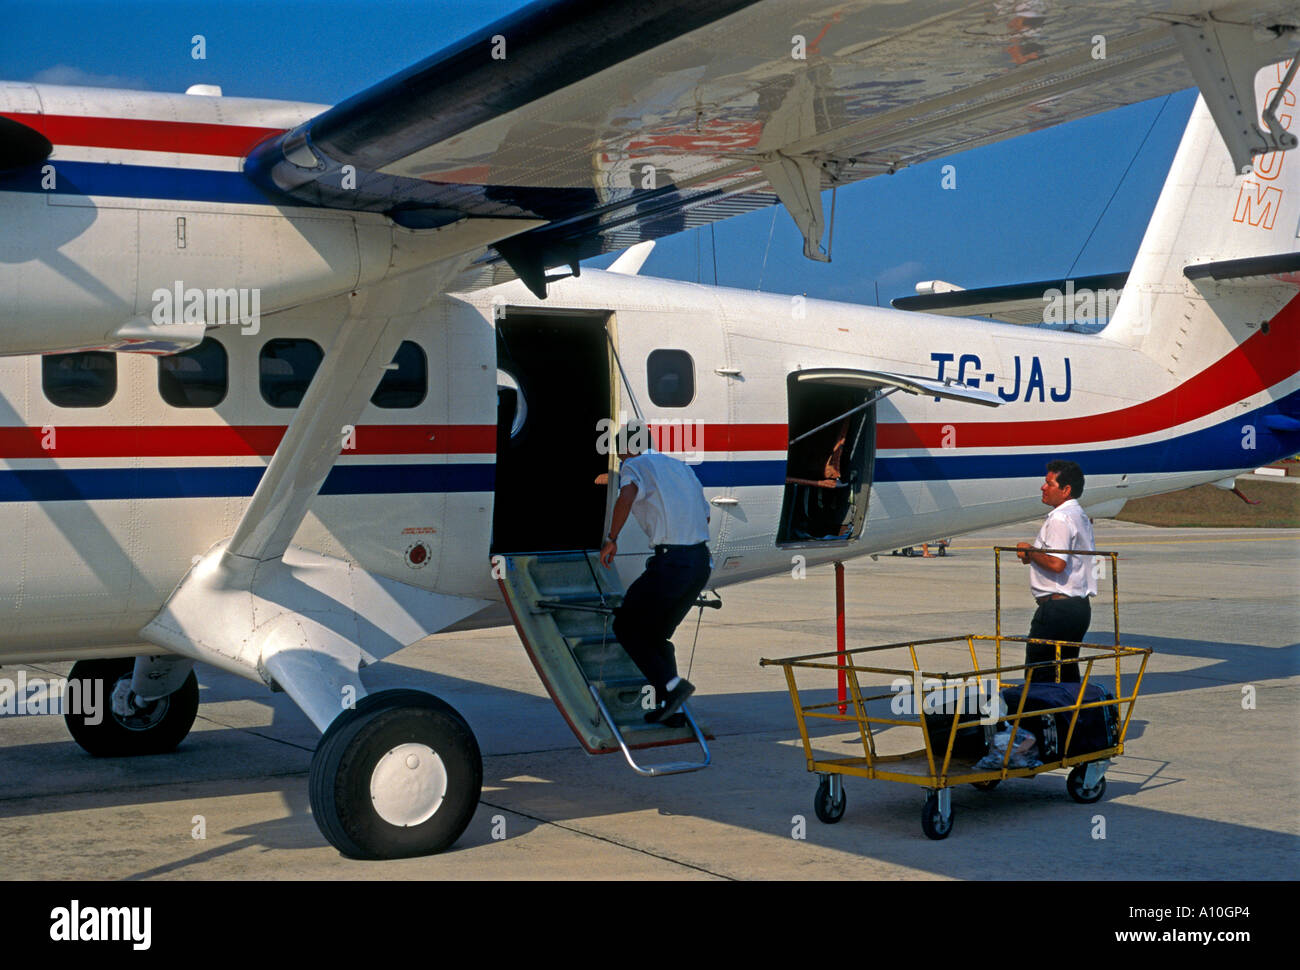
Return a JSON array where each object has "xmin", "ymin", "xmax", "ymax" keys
[{"xmin": 497, "ymin": 551, "xmax": 710, "ymax": 776}]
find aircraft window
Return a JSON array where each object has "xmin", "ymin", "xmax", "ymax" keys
[
  {"xmin": 371, "ymin": 340, "xmax": 427, "ymax": 409},
  {"xmin": 42, "ymin": 351, "xmax": 117, "ymax": 408},
  {"xmin": 158, "ymin": 337, "xmax": 228, "ymax": 408},
  {"xmin": 259, "ymin": 338, "xmax": 324, "ymax": 408},
  {"xmin": 647, "ymin": 349, "xmax": 695, "ymax": 407}
]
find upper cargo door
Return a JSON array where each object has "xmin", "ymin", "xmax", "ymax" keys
[{"xmin": 779, "ymin": 368, "xmax": 1002, "ymax": 546}]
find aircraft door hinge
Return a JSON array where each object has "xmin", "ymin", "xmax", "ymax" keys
[{"xmin": 1170, "ymin": 17, "xmax": 1300, "ymax": 173}]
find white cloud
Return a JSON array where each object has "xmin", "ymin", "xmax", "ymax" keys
[
  {"xmin": 875, "ymin": 260, "xmax": 926, "ymax": 289},
  {"xmin": 30, "ymin": 65, "xmax": 150, "ymax": 91}
]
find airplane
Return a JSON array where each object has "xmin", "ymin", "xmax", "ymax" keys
[{"xmin": 1, "ymin": 0, "xmax": 1299, "ymax": 861}]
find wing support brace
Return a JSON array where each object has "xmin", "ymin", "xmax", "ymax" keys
[
  {"xmin": 138, "ymin": 238, "xmax": 524, "ymax": 732},
  {"xmin": 1171, "ymin": 16, "xmax": 1300, "ymax": 174}
]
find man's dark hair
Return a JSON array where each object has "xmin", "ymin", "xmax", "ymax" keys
[{"xmin": 1046, "ymin": 459, "xmax": 1084, "ymax": 499}]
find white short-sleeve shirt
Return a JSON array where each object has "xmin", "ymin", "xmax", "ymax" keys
[
  {"xmin": 618, "ymin": 452, "xmax": 711, "ymax": 547},
  {"xmin": 1030, "ymin": 498, "xmax": 1097, "ymax": 598}
]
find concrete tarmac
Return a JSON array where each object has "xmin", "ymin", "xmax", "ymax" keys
[{"xmin": 0, "ymin": 520, "xmax": 1296, "ymax": 881}]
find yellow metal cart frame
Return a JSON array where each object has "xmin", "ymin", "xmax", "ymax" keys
[{"xmin": 760, "ymin": 548, "xmax": 1152, "ymax": 839}]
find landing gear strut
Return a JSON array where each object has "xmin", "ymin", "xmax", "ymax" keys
[
  {"xmin": 308, "ymin": 689, "xmax": 482, "ymax": 859},
  {"xmin": 64, "ymin": 658, "xmax": 200, "ymax": 757}
]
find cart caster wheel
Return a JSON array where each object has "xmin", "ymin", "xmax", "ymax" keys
[
  {"xmin": 903, "ymin": 547, "xmax": 915, "ymax": 557},
  {"xmin": 971, "ymin": 780, "xmax": 999, "ymax": 792},
  {"xmin": 921, "ymin": 791, "xmax": 954, "ymax": 840},
  {"xmin": 938, "ymin": 546, "xmax": 946, "ymax": 557},
  {"xmin": 1067, "ymin": 765, "xmax": 1107, "ymax": 803},
  {"xmin": 813, "ymin": 775, "xmax": 846, "ymax": 824}
]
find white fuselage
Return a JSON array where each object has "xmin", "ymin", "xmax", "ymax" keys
[
  {"xmin": 1, "ymin": 266, "xmax": 1282, "ymax": 662},
  {"xmin": 2, "ymin": 83, "xmax": 1297, "ymax": 666}
]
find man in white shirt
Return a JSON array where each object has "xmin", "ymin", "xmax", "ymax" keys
[
  {"xmin": 1016, "ymin": 460, "xmax": 1097, "ymax": 683},
  {"xmin": 599, "ymin": 420, "xmax": 711, "ymax": 723}
]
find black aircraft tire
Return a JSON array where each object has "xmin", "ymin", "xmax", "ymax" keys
[
  {"xmin": 309, "ymin": 690, "xmax": 482, "ymax": 860},
  {"xmin": 64, "ymin": 658, "xmax": 199, "ymax": 757}
]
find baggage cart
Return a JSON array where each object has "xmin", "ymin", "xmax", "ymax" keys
[{"xmin": 760, "ymin": 547, "xmax": 1151, "ymax": 839}]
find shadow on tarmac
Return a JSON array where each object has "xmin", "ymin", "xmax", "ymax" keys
[{"xmin": 0, "ymin": 637, "xmax": 1294, "ymax": 879}]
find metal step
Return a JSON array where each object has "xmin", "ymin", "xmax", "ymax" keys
[
  {"xmin": 588, "ymin": 684, "xmax": 711, "ymax": 777},
  {"xmin": 498, "ymin": 550, "xmax": 710, "ymax": 770}
]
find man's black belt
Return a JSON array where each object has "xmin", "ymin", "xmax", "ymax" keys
[
  {"xmin": 1034, "ymin": 593, "xmax": 1085, "ymax": 605},
  {"xmin": 653, "ymin": 542, "xmax": 708, "ymax": 554}
]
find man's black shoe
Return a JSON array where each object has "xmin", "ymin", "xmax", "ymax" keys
[{"xmin": 644, "ymin": 679, "xmax": 695, "ymax": 724}]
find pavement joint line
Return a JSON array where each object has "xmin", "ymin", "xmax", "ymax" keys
[
  {"xmin": 193, "ymin": 713, "xmax": 317, "ymax": 753},
  {"xmin": 476, "ymin": 797, "xmax": 735, "ymax": 880},
  {"xmin": 486, "ymin": 745, "xmax": 588, "ymax": 758}
]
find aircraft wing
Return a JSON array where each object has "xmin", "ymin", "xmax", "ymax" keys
[
  {"xmin": 892, "ymin": 272, "xmax": 1130, "ymax": 325},
  {"xmin": 245, "ymin": 0, "xmax": 1300, "ymax": 296},
  {"xmin": 1184, "ymin": 251, "xmax": 1300, "ymax": 288}
]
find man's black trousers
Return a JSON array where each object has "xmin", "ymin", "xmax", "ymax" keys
[
  {"xmin": 1027, "ymin": 595, "xmax": 1091, "ymax": 683},
  {"xmin": 613, "ymin": 544, "xmax": 711, "ymax": 697}
]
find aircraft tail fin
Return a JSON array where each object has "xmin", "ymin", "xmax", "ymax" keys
[{"xmin": 1102, "ymin": 65, "xmax": 1300, "ymax": 390}]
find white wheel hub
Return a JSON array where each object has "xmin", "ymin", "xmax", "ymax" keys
[{"xmin": 369, "ymin": 743, "xmax": 447, "ymax": 827}]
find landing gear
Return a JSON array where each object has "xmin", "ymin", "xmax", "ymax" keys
[
  {"xmin": 309, "ymin": 689, "xmax": 481, "ymax": 860},
  {"xmin": 64, "ymin": 658, "xmax": 199, "ymax": 757}
]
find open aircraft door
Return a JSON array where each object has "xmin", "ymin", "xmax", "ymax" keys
[
  {"xmin": 780, "ymin": 369, "xmax": 1002, "ymax": 546},
  {"xmin": 496, "ymin": 552, "xmax": 710, "ymax": 774},
  {"xmin": 491, "ymin": 307, "xmax": 709, "ymax": 775}
]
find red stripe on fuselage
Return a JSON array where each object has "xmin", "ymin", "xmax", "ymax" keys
[
  {"xmin": 1, "ymin": 112, "xmax": 285, "ymax": 157},
  {"xmin": 0, "ymin": 425, "xmax": 495, "ymax": 459},
  {"xmin": 875, "ymin": 291, "xmax": 1300, "ymax": 449},
  {"xmin": 2, "ymin": 290, "xmax": 1296, "ymax": 460}
]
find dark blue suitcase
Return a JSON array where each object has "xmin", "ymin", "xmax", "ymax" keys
[{"xmin": 1001, "ymin": 682, "xmax": 1118, "ymax": 760}]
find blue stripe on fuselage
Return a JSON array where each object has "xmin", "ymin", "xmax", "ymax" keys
[
  {"xmin": 699, "ymin": 391, "xmax": 1300, "ymax": 487},
  {"xmin": 0, "ymin": 161, "xmax": 274, "ymax": 205},
  {"xmin": 0, "ymin": 391, "xmax": 1296, "ymax": 502},
  {"xmin": 0, "ymin": 463, "xmax": 494, "ymax": 503}
]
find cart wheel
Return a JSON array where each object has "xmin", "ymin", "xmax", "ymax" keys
[
  {"xmin": 938, "ymin": 545, "xmax": 947, "ymax": 557},
  {"xmin": 903, "ymin": 547, "xmax": 915, "ymax": 557},
  {"xmin": 920, "ymin": 791, "xmax": 954, "ymax": 840},
  {"xmin": 813, "ymin": 775, "xmax": 846, "ymax": 824},
  {"xmin": 1067, "ymin": 765, "xmax": 1107, "ymax": 803},
  {"xmin": 971, "ymin": 780, "xmax": 999, "ymax": 792}
]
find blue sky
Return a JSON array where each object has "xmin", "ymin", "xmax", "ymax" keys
[{"xmin": 0, "ymin": 0, "xmax": 1198, "ymax": 306}]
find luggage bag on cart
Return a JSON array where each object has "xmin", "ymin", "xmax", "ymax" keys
[{"xmin": 1001, "ymin": 682, "xmax": 1118, "ymax": 760}]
